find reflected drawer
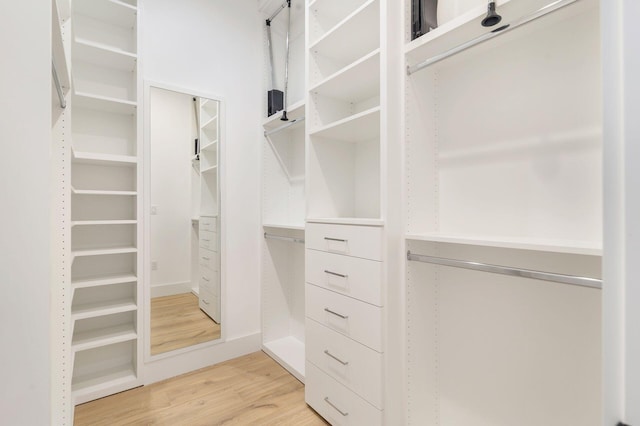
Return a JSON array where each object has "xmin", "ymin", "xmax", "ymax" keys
[
  {"xmin": 306, "ymin": 249, "xmax": 382, "ymax": 306},
  {"xmin": 198, "ymin": 286, "xmax": 219, "ymax": 320},
  {"xmin": 199, "ymin": 267, "xmax": 218, "ymax": 294},
  {"xmin": 199, "ymin": 230, "xmax": 217, "ymax": 251},
  {"xmin": 306, "ymin": 283, "xmax": 382, "ymax": 352},
  {"xmin": 306, "ymin": 223, "xmax": 383, "ymax": 261},
  {"xmin": 306, "ymin": 319, "xmax": 382, "ymax": 409},
  {"xmin": 199, "ymin": 216, "xmax": 217, "ymax": 232},
  {"xmin": 199, "ymin": 248, "xmax": 219, "ymax": 271},
  {"xmin": 305, "ymin": 362, "xmax": 382, "ymax": 426}
]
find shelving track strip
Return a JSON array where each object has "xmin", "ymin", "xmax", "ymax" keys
[{"xmin": 407, "ymin": 251, "xmax": 601, "ymax": 289}]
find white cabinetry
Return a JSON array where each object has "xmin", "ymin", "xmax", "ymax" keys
[
  {"xmin": 68, "ymin": 0, "xmax": 142, "ymax": 405},
  {"xmin": 403, "ymin": 1, "xmax": 602, "ymax": 424},
  {"xmin": 304, "ymin": 0, "xmax": 388, "ymax": 420}
]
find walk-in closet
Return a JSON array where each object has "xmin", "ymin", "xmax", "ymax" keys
[{"xmin": 2, "ymin": 0, "xmax": 639, "ymax": 424}]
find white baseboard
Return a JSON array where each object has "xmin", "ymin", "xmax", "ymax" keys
[
  {"xmin": 150, "ymin": 281, "xmax": 192, "ymax": 298},
  {"xmin": 143, "ymin": 332, "xmax": 262, "ymax": 385}
]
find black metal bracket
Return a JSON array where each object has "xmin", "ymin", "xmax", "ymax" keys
[{"xmin": 617, "ymin": 422, "xmax": 631, "ymax": 426}]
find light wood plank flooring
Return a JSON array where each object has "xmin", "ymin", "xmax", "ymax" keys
[
  {"xmin": 74, "ymin": 351, "xmax": 328, "ymax": 425},
  {"xmin": 151, "ymin": 293, "xmax": 221, "ymax": 355}
]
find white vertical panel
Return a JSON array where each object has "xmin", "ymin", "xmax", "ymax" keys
[{"xmin": 0, "ymin": 0, "xmax": 52, "ymax": 424}]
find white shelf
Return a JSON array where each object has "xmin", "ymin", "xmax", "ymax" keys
[
  {"xmin": 310, "ymin": 106, "xmax": 380, "ymax": 141},
  {"xmin": 71, "ymin": 220, "xmax": 137, "ymax": 226},
  {"xmin": 263, "ymin": 99, "xmax": 306, "ymax": 129},
  {"xmin": 72, "ymin": 324, "xmax": 137, "ymax": 352},
  {"xmin": 405, "ymin": 232, "xmax": 602, "ymax": 256},
  {"xmin": 201, "ymin": 115, "xmax": 218, "ymax": 130},
  {"xmin": 73, "ymin": 37, "xmax": 137, "ymax": 71},
  {"xmin": 309, "ymin": 0, "xmax": 380, "ymax": 63},
  {"xmin": 201, "ymin": 165, "xmax": 218, "ymax": 174},
  {"xmin": 72, "ymin": 148, "xmax": 137, "ymax": 166},
  {"xmin": 405, "ymin": 0, "xmax": 574, "ymax": 67},
  {"xmin": 71, "ymin": 187, "xmax": 137, "ymax": 196},
  {"xmin": 72, "ymin": 247, "xmax": 137, "ymax": 258},
  {"xmin": 74, "ymin": 0, "xmax": 137, "ymax": 30},
  {"xmin": 201, "ymin": 141, "xmax": 217, "ymax": 151},
  {"xmin": 73, "ymin": 90, "xmax": 137, "ymax": 115},
  {"xmin": 72, "ymin": 364, "xmax": 136, "ymax": 395},
  {"xmin": 263, "ymin": 337, "xmax": 306, "ymax": 383},
  {"xmin": 72, "ymin": 298, "xmax": 137, "ymax": 321},
  {"xmin": 263, "ymin": 223, "xmax": 306, "ymax": 231},
  {"xmin": 306, "ymin": 217, "xmax": 384, "ymax": 226},
  {"xmin": 72, "ymin": 273, "xmax": 137, "ymax": 291},
  {"xmin": 309, "ymin": 49, "xmax": 380, "ymax": 102}
]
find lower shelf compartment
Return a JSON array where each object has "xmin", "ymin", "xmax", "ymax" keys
[
  {"xmin": 262, "ymin": 336, "xmax": 305, "ymax": 383},
  {"xmin": 72, "ymin": 340, "xmax": 138, "ymax": 405}
]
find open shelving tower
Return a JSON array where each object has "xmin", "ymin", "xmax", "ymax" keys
[{"xmin": 68, "ymin": 0, "xmax": 142, "ymax": 405}]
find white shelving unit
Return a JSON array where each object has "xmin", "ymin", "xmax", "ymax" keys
[
  {"xmin": 261, "ymin": 97, "xmax": 306, "ymax": 381},
  {"xmin": 69, "ymin": 0, "xmax": 142, "ymax": 405},
  {"xmin": 404, "ymin": 0, "xmax": 603, "ymax": 424},
  {"xmin": 304, "ymin": 0, "xmax": 389, "ymax": 423},
  {"xmin": 196, "ymin": 98, "xmax": 221, "ymax": 322}
]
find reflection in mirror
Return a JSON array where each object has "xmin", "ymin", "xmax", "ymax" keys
[{"xmin": 149, "ymin": 87, "xmax": 221, "ymax": 356}]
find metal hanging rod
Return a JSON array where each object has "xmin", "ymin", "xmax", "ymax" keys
[
  {"xmin": 52, "ymin": 61, "xmax": 66, "ymax": 109},
  {"xmin": 267, "ymin": 0, "xmax": 289, "ymax": 22},
  {"xmin": 407, "ymin": 251, "xmax": 602, "ymax": 289},
  {"xmin": 264, "ymin": 117, "xmax": 305, "ymax": 136},
  {"xmin": 407, "ymin": 0, "xmax": 577, "ymax": 75},
  {"xmin": 264, "ymin": 232, "xmax": 305, "ymax": 244}
]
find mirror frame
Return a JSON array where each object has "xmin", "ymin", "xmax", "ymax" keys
[{"xmin": 143, "ymin": 80, "xmax": 226, "ymax": 362}]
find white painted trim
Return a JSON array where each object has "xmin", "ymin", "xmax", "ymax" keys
[
  {"xmin": 143, "ymin": 332, "xmax": 261, "ymax": 385},
  {"xmin": 150, "ymin": 281, "xmax": 192, "ymax": 298}
]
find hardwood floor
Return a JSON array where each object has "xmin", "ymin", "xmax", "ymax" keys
[
  {"xmin": 74, "ymin": 352, "xmax": 328, "ymax": 425},
  {"xmin": 151, "ymin": 293, "xmax": 221, "ymax": 355}
]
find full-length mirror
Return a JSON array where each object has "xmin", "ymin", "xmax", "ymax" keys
[{"xmin": 147, "ymin": 86, "xmax": 222, "ymax": 356}]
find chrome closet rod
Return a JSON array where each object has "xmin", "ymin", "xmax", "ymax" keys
[
  {"xmin": 263, "ymin": 117, "xmax": 305, "ymax": 136},
  {"xmin": 406, "ymin": 251, "xmax": 602, "ymax": 289},
  {"xmin": 267, "ymin": 0, "xmax": 288, "ymax": 22},
  {"xmin": 264, "ymin": 232, "xmax": 305, "ymax": 244},
  {"xmin": 52, "ymin": 61, "xmax": 66, "ymax": 109},
  {"xmin": 407, "ymin": 0, "xmax": 577, "ymax": 75}
]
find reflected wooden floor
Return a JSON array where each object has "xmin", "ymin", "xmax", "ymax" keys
[
  {"xmin": 74, "ymin": 351, "xmax": 328, "ymax": 426},
  {"xmin": 151, "ymin": 292, "xmax": 221, "ymax": 355}
]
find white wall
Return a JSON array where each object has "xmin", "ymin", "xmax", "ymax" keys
[
  {"xmin": 0, "ymin": 1, "xmax": 51, "ymax": 424},
  {"xmin": 149, "ymin": 87, "xmax": 196, "ymax": 292},
  {"xmin": 141, "ymin": 0, "xmax": 263, "ymax": 379}
]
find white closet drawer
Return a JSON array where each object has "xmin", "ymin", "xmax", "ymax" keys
[
  {"xmin": 199, "ymin": 248, "xmax": 219, "ymax": 271},
  {"xmin": 198, "ymin": 287, "xmax": 220, "ymax": 321},
  {"xmin": 199, "ymin": 230, "xmax": 217, "ymax": 251},
  {"xmin": 306, "ymin": 283, "xmax": 382, "ymax": 352},
  {"xmin": 306, "ymin": 319, "xmax": 383, "ymax": 409},
  {"xmin": 306, "ymin": 362, "xmax": 382, "ymax": 426},
  {"xmin": 306, "ymin": 223, "xmax": 383, "ymax": 261},
  {"xmin": 199, "ymin": 216, "xmax": 217, "ymax": 232},
  {"xmin": 306, "ymin": 249, "xmax": 382, "ymax": 306},
  {"xmin": 199, "ymin": 268, "xmax": 218, "ymax": 294}
]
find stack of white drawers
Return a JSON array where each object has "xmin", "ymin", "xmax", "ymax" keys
[
  {"xmin": 305, "ymin": 223, "xmax": 384, "ymax": 425},
  {"xmin": 198, "ymin": 215, "xmax": 220, "ymax": 322}
]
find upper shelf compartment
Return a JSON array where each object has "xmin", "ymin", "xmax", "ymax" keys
[
  {"xmin": 405, "ymin": 0, "xmax": 584, "ymax": 72},
  {"xmin": 73, "ymin": 0, "xmax": 137, "ymax": 55}
]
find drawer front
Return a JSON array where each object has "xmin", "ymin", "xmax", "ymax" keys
[
  {"xmin": 306, "ymin": 319, "xmax": 383, "ymax": 409},
  {"xmin": 199, "ymin": 248, "xmax": 219, "ymax": 271},
  {"xmin": 199, "ymin": 230, "xmax": 218, "ymax": 251},
  {"xmin": 306, "ymin": 249, "xmax": 382, "ymax": 306},
  {"xmin": 199, "ymin": 267, "xmax": 219, "ymax": 294},
  {"xmin": 199, "ymin": 216, "xmax": 217, "ymax": 232},
  {"xmin": 306, "ymin": 223, "xmax": 383, "ymax": 261},
  {"xmin": 305, "ymin": 362, "xmax": 382, "ymax": 426},
  {"xmin": 306, "ymin": 284, "xmax": 382, "ymax": 352},
  {"xmin": 199, "ymin": 287, "xmax": 220, "ymax": 322}
]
